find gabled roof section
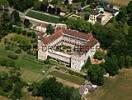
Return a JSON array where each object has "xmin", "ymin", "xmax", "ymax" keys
[
  {"xmin": 42, "ymin": 29, "xmax": 63, "ymax": 44},
  {"xmin": 63, "ymin": 29, "xmax": 93, "ymax": 41},
  {"xmin": 42, "ymin": 27, "xmax": 98, "ymax": 46}
]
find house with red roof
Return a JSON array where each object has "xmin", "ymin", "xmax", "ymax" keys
[{"xmin": 38, "ymin": 27, "xmax": 100, "ymax": 71}]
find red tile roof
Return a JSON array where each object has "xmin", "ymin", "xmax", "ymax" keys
[
  {"xmin": 42, "ymin": 28, "xmax": 98, "ymax": 49},
  {"xmin": 64, "ymin": 29, "xmax": 93, "ymax": 40},
  {"xmin": 42, "ymin": 29, "xmax": 63, "ymax": 44},
  {"xmin": 80, "ymin": 38, "xmax": 98, "ymax": 52}
]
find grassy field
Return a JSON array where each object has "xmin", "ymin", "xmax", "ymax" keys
[
  {"xmin": 26, "ymin": 10, "xmax": 60, "ymax": 23},
  {"xmin": 0, "ymin": 48, "xmax": 49, "ymax": 82},
  {"xmin": 87, "ymin": 68, "xmax": 132, "ymax": 100},
  {"xmin": 0, "ymin": 33, "xmax": 54, "ymax": 83},
  {"xmin": 106, "ymin": 0, "xmax": 130, "ymax": 6}
]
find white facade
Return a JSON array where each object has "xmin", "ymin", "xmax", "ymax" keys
[{"xmin": 38, "ymin": 29, "xmax": 100, "ymax": 71}]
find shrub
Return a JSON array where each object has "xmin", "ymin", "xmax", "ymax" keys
[
  {"xmin": 6, "ymin": 59, "xmax": 16, "ymax": 67},
  {"xmin": 44, "ymin": 59, "xmax": 50, "ymax": 64},
  {"xmin": 68, "ymin": 70, "xmax": 85, "ymax": 78},
  {"xmin": 8, "ymin": 53, "xmax": 18, "ymax": 60},
  {"xmin": 5, "ymin": 44, "xmax": 11, "ymax": 50},
  {"xmin": 0, "ymin": 58, "xmax": 7, "ymax": 66},
  {"xmin": 27, "ymin": 32, "xmax": 32, "ymax": 37},
  {"xmin": 15, "ymin": 49, "xmax": 22, "ymax": 54},
  {"xmin": 94, "ymin": 50, "xmax": 105, "ymax": 60},
  {"xmin": 0, "ymin": 57, "xmax": 16, "ymax": 68}
]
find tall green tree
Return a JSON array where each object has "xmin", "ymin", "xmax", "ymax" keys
[
  {"xmin": 125, "ymin": 56, "xmax": 132, "ymax": 68},
  {"xmin": 87, "ymin": 64, "xmax": 105, "ymax": 85},
  {"xmin": 46, "ymin": 24, "xmax": 54, "ymax": 35},
  {"xmin": 7, "ymin": 0, "xmax": 34, "ymax": 12},
  {"xmin": 24, "ymin": 19, "xmax": 31, "ymax": 28},
  {"xmin": 104, "ymin": 55, "xmax": 119, "ymax": 76},
  {"xmin": 31, "ymin": 77, "xmax": 81, "ymax": 100},
  {"xmin": 0, "ymin": 11, "xmax": 11, "ymax": 39},
  {"xmin": 11, "ymin": 10, "xmax": 20, "ymax": 25},
  {"xmin": 65, "ymin": 18, "xmax": 92, "ymax": 32}
]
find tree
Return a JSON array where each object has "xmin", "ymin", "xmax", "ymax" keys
[
  {"xmin": 31, "ymin": 77, "xmax": 81, "ymax": 100},
  {"xmin": 125, "ymin": 27, "xmax": 132, "ymax": 56},
  {"xmin": 48, "ymin": 6, "xmax": 52, "ymax": 13},
  {"xmin": 123, "ymin": 22, "xmax": 129, "ymax": 35},
  {"xmin": 116, "ymin": 7, "xmax": 127, "ymax": 23},
  {"xmin": 127, "ymin": 1, "xmax": 132, "ymax": 25},
  {"xmin": 51, "ymin": 0, "xmax": 59, "ymax": 5},
  {"xmin": 94, "ymin": 50, "xmax": 105, "ymax": 60},
  {"xmin": 56, "ymin": 8, "xmax": 61, "ymax": 15},
  {"xmin": 86, "ymin": 0, "xmax": 94, "ymax": 4},
  {"xmin": 0, "ymin": 71, "xmax": 24, "ymax": 99},
  {"xmin": 65, "ymin": 18, "xmax": 92, "ymax": 32},
  {"xmin": 7, "ymin": 0, "xmax": 34, "ymax": 12},
  {"xmin": 127, "ymin": 1, "xmax": 132, "ymax": 14},
  {"xmin": 11, "ymin": 10, "xmax": 20, "ymax": 25},
  {"xmin": 83, "ymin": 57, "xmax": 91, "ymax": 69},
  {"xmin": 40, "ymin": 3, "xmax": 48, "ymax": 12},
  {"xmin": 38, "ymin": 77, "xmax": 62, "ymax": 99},
  {"xmin": 84, "ymin": 13, "xmax": 90, "ymax": 20},
  {"xmin": 7, "ymin": 0, "xmax": 14, "ymax": 6},
  {"xmin": 104, "ymin": 55, "xmax": 119, "ymax": 76},
  {"xmin": 24, "ymin": 19, "xmax": 31, "ymax": 28},
  {"xmin": 33, "ymin": 0, "xmax": 41, "ymax": 10},
  {"xmin": 118, "ymin": 56, "xmax": 125, "ymax": 69},
  {"xmin": 51, "ymin": 7, "xmax": 56, "ymax": 14},
  {"xmin": 125, "ymin": 55, "xmax": 132, "ymax": 68},
  {"xmin": 64, "ymin": 0, "xmax": 69, "ymax": 5},
  {"xmin": 92, "ymin": 23, "xmax": 112, "ymax": 48},
  {"xmin": 46, "ymin": 24, "xmax": 54, "ymax": 35},
  {"xmin": 0, "ymin": 11, "xmax": 11, "ymax": 39},
  {"xmin": 87, "ymin": 65, "xmax": 105, "ymax": 85}
]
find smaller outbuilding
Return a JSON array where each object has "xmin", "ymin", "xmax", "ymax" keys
[{"xmin": 79, "ymin": 81, "xmax": 97, "ymax": 96}]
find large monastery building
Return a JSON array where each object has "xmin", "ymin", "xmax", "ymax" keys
[{"xmin": 38, "ymin": 27, "xmax": 100, "ymax": 71}]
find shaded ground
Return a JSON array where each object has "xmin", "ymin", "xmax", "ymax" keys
[
  {"xmin": 0, "ymin": 96, "xmax": 8, "ymax": 100},
  {"xmin": 87, "ymin": 68, "xmax": 132, "ymax": 100}
]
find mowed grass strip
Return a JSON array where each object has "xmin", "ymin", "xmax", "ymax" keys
[
  {"xmin": 26, "ymin": 10, "xmax": 60, "ymax": 23},
  {"xmin": 49, "ymin": 70, "xmax": 85, "ymax": 85}
]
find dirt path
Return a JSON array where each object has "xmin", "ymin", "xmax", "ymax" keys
[{"xmin": 56, "ymin": 77, "xmax": 80, "ymax": 88}]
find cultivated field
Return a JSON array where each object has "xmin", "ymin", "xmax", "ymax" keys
[
  {"xmin": 106, "ymin": 0, "xmax": 130, "ymax": 6},
  {"xmin": 87, "ymin": 68, "xmax": 132, "ymax": 100},
  {"xmin": 26, "ymin": 10, "xmax": 60, "ymax": 23}
]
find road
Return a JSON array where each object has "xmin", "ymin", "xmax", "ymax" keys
[{"xmin": 9, "ymin": 7, "xmax": 56, "ymax": 26}]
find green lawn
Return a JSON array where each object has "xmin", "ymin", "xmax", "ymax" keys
[
  {"xmin": 49, "ymin": 70, "xmax": 85, "ymax": 85},
  {"xmin": 0, "ymin": 33, "xmax": 55, "ymax": 83},
  {"xmin": 87, "ymin": 69, "xmax": 132, "ymax": 100},
  {"xmin": 0, "ymin": 47, "xmax": 49, "ymax": 82},
  {"xmin": 26, "ymin": 10, "xmax": 60, "ymax": 23}
]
